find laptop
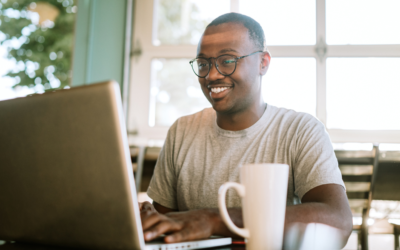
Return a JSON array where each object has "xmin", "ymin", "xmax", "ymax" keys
[{"xmin": 0, "ymin": 81, "xmax": 231, "ymax": 250}]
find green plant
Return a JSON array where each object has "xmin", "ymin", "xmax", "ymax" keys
[{"xmin": 0, "ymin": 0, "xmax": 76, "ymax": 92}]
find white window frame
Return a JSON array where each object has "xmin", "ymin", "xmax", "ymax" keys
[{"xmin": 128, "ymin": 0, "xmax": 400, "ymax": 143}]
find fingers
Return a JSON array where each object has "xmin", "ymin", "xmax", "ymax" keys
[
  {"xmin": 141, "ymin": 210, "xmax": 163, "ymax": 230},
  {"xmin": 164, "ymin": 227, "xmax": 207, "ymax": 243},
  {"xmin": 144, "ymin": 220, "xmax": 182, "ymax": 241},
  {"xmin": 140, "ymin": 210, "xmax": 183, "ymax": 241},
  {"xmin": 141, "ymin": 209, "xmax": 214, "ymax": 243},
  {"xmin": 139, "ymin": 201, "xmax": 154, "ymax": 211}
]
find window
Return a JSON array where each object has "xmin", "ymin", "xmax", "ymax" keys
[
  {"xmin": 128, "ymin": 0, "xmax": 400, "ymax": 142},
  {"xmin": 128, "ymin": 0, "xmax": 229, "ymax": 138},
  {"xmin": 0, "ymin": 0, "xmax": 76, "ymax": 101}
]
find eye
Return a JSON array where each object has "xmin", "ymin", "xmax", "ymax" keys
[
  {"xmin": 196, "ymin": 59, "xmax": 208, "ymax": 70},
  {"xmin": 221, "ymin": 59, "xmax": 236, "ymax": 65},
  {"xmin": 198, "ymin": 62, "xmax": 208, "ymax": 68}
]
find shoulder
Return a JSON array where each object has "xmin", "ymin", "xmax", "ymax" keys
[
  {"xmin": 267, "ymin": 105, "xmax": 322, "ymax": 133},
  {"xmin": 269, "ymin": 107, "xmax": 333, "ymax": 158}
]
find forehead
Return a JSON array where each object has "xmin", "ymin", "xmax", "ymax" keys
[{"xmin": 197, "ymin": 22, "xmax": 255, "ymax": 56}]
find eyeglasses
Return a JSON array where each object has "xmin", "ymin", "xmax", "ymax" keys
[{"xmin": 189, "ymin": 51, "xmax": 264, "ymax": 78}]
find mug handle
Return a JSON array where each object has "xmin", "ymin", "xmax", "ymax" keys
[{"xmin": 218, "ymin": 182, "xmax": 250, "ymax": 238}]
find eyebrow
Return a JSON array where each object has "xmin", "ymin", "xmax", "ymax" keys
[
  {"xmin": 197, "ymin": 48, "xmax": 239, "ymax": 58},
  {"xmin": 219, "ymin": 48, "xmax": 238, "ymax": 54}
]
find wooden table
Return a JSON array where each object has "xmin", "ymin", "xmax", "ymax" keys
[
  {"xmin": 0, "ymin": 241, "xmax": 245, "ymax": 250},
  {"xmin": 0, "ymin": 223, "xmax": 345, "ymax": 250}
]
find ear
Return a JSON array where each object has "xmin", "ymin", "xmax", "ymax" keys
[{"xmin": 260, "ymin": 52, "xmax": 271, "ymax": 76}]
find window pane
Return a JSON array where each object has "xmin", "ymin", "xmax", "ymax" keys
[
  {"xmin": 239, "ymin": 0, "xmax": 316, "ymax": 45},
  {"xmin": 149, "ymin": 58, "xmax": 210, "ymax": 127},
  {"xmin": 327, "ymin": 0, "xmax": 400, "ymax": 45},
  {"xmin": 0, "ymin": 0, "xmax": 76, "ymax": 101},
  {"xmin": 154, "ymin": 0, "xmax": 230, "ymax": 45},
  {"xmin": 342, "ymin": 232, "xmax": 358, "ymax": 250},
  {"xmin": 327, "ymin": 58, "xmax": 400, "ymax": 130},
  {"xmin": 369, "ymin": 234, "xmax": 394, "ymax": 250},
  {"xmin": 262, "ymin": 58, "xmax": 316, "ymax": 116}
]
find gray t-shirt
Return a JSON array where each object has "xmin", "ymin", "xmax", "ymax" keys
[{"xmin": 147, "ymin": 105, "xmax": 344, "ymax": 210}]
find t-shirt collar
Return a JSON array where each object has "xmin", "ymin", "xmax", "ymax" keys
[{"xmin": 213, "ymin": 104, "xmax": 273, "ymax": 138}]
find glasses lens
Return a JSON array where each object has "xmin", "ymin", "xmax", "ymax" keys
[
  {"xmin": 192, "ymin": 58, "xmax": 209, "ymax": 77},
  {"xmin": 216, "ymin": 55, "xmax": 236, "ymax": 75}
]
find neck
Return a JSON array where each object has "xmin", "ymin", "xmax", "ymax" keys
[{"xmin": 216, "ymin": 99, "xmax": 266, "ymax": 131}]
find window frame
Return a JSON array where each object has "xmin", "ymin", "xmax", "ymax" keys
[{"xmin": 127, "ymin": 0, "xmax": 400, "ymax": 143}]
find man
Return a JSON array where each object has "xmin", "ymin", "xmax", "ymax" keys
[{"xmin": 140, "ymin": 13, "xmax": 352, "ymax": 245}]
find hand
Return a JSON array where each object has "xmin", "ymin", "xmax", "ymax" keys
[
  {"xmin": 139, "ymin": 201, "xmax": 157, "ymax": 213},
  {"xmin": 140, "ymin": 208, "xmax": 218, "ymax": 243}
]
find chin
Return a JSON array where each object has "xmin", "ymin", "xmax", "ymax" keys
[{"xmin": 211, "ymin": 102, "xmax": 233, "ymax": 114}]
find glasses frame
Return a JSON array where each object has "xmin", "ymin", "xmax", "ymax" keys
[{"xmin": 189, "ymin": 51, "xmax": 264, "ymax": 78}]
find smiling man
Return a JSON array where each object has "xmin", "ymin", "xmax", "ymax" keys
[{"xmin": 140, "ymin": 13, "xmax": 352, "ymax": 245}]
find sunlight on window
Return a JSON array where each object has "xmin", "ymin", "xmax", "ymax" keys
[
  {"xmin": 0, "ymin": 45, "xmax": 35, "ymax": 100},
  {"xmin": 380, "ymin": 143, "xmax": 400, "ymax": 151},
  {"xmin": 0, "ymin": 0, "xmax": 75, "ymax": 101},
  {"xmin": 154, "ymin": 0, "xmax": 230, "ymax": 45},
  {"xmin": 149, "ymin": 58, "xmax": 210, "ymax": 127},
  {"xmin": 239, "ymin": 0, "xmax": 316, "ymax": 45},
  {"xmin": 262, "ymin": 58, "xmax": 316, "ymax": 116},
  {"xmin": 388, "ymin": 219, "xmax": 400, "ymax": 225},
  {"xmin": 342, "ymin": 232, "xmax": 358, "ymax": 250},
  {"xmin": 332, "ymin": 143, "xmax": 374, "ymax": 151},
  {"xmin": 327, "ymin": 58, "xmax": 400, "ymax": 130},
  {"xmin": 369, "ymin": 235, "xmax": 395, "ymax": 250},
  {"xmin": 327, "ymin": 0, "xmax": 400, "ymax": 45}
]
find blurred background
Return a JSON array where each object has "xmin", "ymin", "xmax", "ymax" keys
[
  {"xmin": 0, "ymin": 0, "xmax": 75, "ymax": 98},
  {"xmin": 1, "ymin": 0, "xmax": 400, "ymax": 249}
]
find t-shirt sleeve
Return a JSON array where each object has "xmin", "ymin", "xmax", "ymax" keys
[
  {"xmin": 293, "ymin": 115, "xmax": 345, "ymax": 200},
  {"xmin": 146, "ymin": 122, "xmax": 179, "ymax": 210}
]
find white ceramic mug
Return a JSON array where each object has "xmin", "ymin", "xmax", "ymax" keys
[{"xmin": 218, "ymin": 163, "xmax": 289, "ymax": 250}]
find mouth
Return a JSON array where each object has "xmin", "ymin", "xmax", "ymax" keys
[
  {"xmin": 210, "ymin": 86, "xmax": 231, "ymax": 93},
  {"xmin": 207, "ymin": 85, "xmax": 233, "ymax": 99}
]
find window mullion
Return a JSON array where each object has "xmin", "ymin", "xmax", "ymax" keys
[
  {"xmin": 128, "ymin": 0, "xmax": 155, "ymax": 136},
  {"xmin": 316, "ymin": 59, "xmax": 327, "ymax": 126},
  {"xmin": 268, "ymin": 46, "xmax": 315, "ymax": 57},
  {"xmin": 143, "ymin": 45, "xmax": 197, "ymax": 58},
  {"xmin": 316, "ymin": 0, "xmax": 326, "ymax": 42},
  {"xmin": 327, "ymin": 45, "xmax": 400, "ymax": 57},
  {"xmin": 316, "ymin": 0, "xmax": 327, "ymax": 126}
]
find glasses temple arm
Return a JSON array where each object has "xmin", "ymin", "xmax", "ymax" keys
[{"xmin": 236, "ymin": 51, "xmax": 264, "ymax": 60}]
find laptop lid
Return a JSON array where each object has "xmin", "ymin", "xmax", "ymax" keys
[{"xmin": 0, "ymin": 81, "xmax": 144, "ymax": 249}]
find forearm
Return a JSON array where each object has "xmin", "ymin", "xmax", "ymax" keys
[
  {"xmin": 285, "ymin": 202, "xmax": 352, "ymax": 248},
  {"xmin": 208, "ymin": 203, "xmax": 352, "ymax": 241},
  {"xmin": 285, "ymin": 202, "xmax": 352, "ymax": 235},
  {"xmin": 205, "ymin": 208, "xmax": 244, "ymax": 238}
]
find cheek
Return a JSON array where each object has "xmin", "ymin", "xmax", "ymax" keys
[
  {"xmin": 199, "ymin": 78, "xmax": 207, "ymax": 91},
  {"xmin": 235, "ymin": 63, "xmax": 259, "ymax": 86},
  {"xmin": 198, "ymin": 79, "xmax": 211, "ymax": 99},
  {"xmin": 229, "ymin": 66, "xmax": 260, "ymax": 99}
]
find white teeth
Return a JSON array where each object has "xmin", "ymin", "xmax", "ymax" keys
[{"xmin": 211, "ymin": 87, "xmax": 229, "ymax": 93}]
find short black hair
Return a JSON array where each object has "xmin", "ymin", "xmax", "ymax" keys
[{"xmin": 206, "ymin": 12, "xmax": 266, "ymax": 51}]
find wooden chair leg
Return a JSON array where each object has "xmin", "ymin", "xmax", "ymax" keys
[
  {"xmin": 357, "ymin": 230, "xmax": 362, "ymax": 250},
  {"xmin": 135, "ymin": 146, "xmax": 146, "ymax": 193},
  {"xmin": 360, "ymin": 209, "xmax": 369, "ymax": 250}
]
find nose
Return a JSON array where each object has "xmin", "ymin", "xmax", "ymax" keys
[{"xmin": 205, "ymin": 59, "xmax": 225, "ymax": 81}]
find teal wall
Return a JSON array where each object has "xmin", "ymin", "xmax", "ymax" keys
[{"xmin": 71, "ymin": 0, "xmax": 129, "ymax": 90}]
